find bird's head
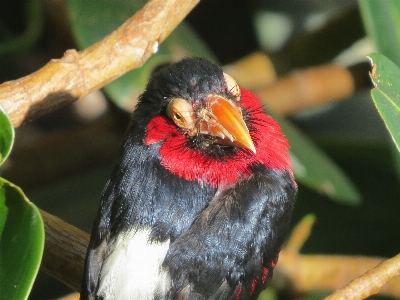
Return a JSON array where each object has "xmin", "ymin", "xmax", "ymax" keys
[
  {"xmin": 164, "ymin": 71, "xmax": 255, "ymax": 154},
  {"xmin": 132, "ymin": 58, "xmax": 292, "ymax": 187}
]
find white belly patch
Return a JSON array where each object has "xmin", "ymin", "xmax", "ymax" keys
[{"xmin": 97, "ymin": 228, "xmax": 171, "ymax": 300}]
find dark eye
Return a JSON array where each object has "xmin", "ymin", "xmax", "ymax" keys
[{"xmin": 174, "ymin": 113, "xmax": 181, "ymax": 120}]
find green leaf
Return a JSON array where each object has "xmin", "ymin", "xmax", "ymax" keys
[
  {"xmin": 359, "ymin": 0, "xmax": 400, "ymax": 66},
  {"xmin": 257, "ymin": 288, "xmax": 277, "ymax": 300},
  {"xmin": 67, "ymin": 0, "xmax": 216, "ymax": 111},
  {"xmin": 368, "ymin": 53, "xmax": 400, "ymax": 152},
  {"xmin": 0, "ymin": 178, "xmax": 44, "ymax": 300},
  {"xmin": 273, "ymin": 114, "xmax": 361, "ymax": 205},
  {"xmin": 0, "ymin": 105, "xmax": 14, "ymax": 166}
]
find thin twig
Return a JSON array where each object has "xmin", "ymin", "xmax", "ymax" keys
[
  {"xmin": 324, "ymin": 253, "xmax": 400, "ymax": 300},
  {"xmin": 275, "ymin": 251, "xmax": 400, "ymax": 299}
]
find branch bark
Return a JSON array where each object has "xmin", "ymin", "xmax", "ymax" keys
[
  {"xmin": 223, "ymin": 52, "xmax": 371, "ymax": 116},
  {"xmin": 324, "ymin": 253, "xmax": 400, "ymax": 300},
  {"xmin": 254, "ymin": 64, "xmax": 358, "ymax": 115},
  {"xmin": 0, "ymin": 0, "xmax": 200, "ymax": 127},
  {"xmin": 276, "ymin": 251, "xmax": 400, "ymax": 299},
  {"xmin": 271, "ymin": 213, "xmax": 400, "ymax": 299},
  {"xmin": 40, "ymin": 210, "xmax": 89, "ymax": 291}
]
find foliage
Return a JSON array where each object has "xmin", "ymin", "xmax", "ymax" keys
[
  {"xmin": 0, "ymin": 107, "xmax": 44, "ymax": 300},
  {"xmin": 0, "ymin": 106, "xmax": 14, "ymax": 165},
  {"xmin": 369, "ymin": 53, "xmax": 400, "ymax": 152},
  {"xmin": 360, "ymin": 0, "xmax": 400, "ymax": 153},
  {"xmin": 0, "ymin": 0, "xmax": 399, "ymax": 299}
]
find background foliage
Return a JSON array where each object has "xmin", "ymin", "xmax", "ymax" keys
[{"xmin": 0, "ymin": 0, "xmax": 399, "ymax": 299}]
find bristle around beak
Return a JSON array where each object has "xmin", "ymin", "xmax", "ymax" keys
[{"xmin": 199, "ymin": 95, "xmax": 256, "ymax": 153}]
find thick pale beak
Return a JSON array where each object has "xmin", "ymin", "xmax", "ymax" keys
[{"xmin": 200, "ymin": 95, "xmax": 256, "ymax": 153}]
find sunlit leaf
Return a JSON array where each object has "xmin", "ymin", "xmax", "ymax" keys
[
  {"xmin": 0, "ymin": 105, "xmax": 14, "ymax": 166},
  {"xmin": 68, "ymin": 0, "xmax": 216, "ymax": 111},
  {"xmin": 369, "ymin": 53, "xmax": 400, "ymax": 152},
  {"xmin": 0, "ymin": 178, "xmax": 44, "ymax": 299}
]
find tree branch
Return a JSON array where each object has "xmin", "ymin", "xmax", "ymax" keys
[
  {"xmin": 40, "ymin": 209, "xmax": 89, "ymax": 292},
  {"xmin": 223, "ymin": 52, "xmax": 371, "ymax": 116},
  {"xmin": 324, "ymin": 253, "xmax": 400, "ymax": 300},
  {"xmin": 273, "ymin": 214, "xmax": 400, "ymax": 299},
  {"xmin": 0, "ymin": 0, "xmax": 200, "ymax": 127},
  {"xmin": 276, "ymin": 251, "xmax": 400, "ymax": 299}
]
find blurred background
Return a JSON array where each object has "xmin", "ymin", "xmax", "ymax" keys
[{"xmin": 0, "ymin": 0, "xmax": 399, "ymax": 299}]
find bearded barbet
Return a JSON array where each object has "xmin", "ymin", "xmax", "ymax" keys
[{"xmin": 81, "ymin": 57, "xmax": 297, "ymax": 300}]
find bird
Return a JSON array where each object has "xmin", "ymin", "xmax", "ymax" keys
[{"xmin": 80, "ymin": 57, "xmax": 297, "ymax": 300}]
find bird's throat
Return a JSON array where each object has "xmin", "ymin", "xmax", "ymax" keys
[{"xmin": 144, "ymin": 88, "xmax": 292, "ymax": 187}]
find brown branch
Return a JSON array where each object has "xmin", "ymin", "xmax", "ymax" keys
[
  {"xmin": 0, "ymin": 0, "xmax": 200, "ymax": 127},
  {"xmin": 324, "ymin": 253, "xmax": 400, "ymax": 300},
  {"xmin": 254, "ymin": 64, "xmax": 356, "ymax": 115},
  {"xmin": 224, "ymin": 52, "xmax": 371, "ymax": 116},
  {"xmin": 275, "ymin": 251, "xmax": 400, "ymax": 298},
  {"xmin": 40, "ymin": 209, "xmax": 89, "ymax": 292},
  {"xmin": 272, "ymin": 214, "xmax": 400, "ymax": 299}
]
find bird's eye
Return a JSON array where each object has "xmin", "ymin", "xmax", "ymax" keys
[{"xmin": 167, "ymin": 98, "xmax": 196, "ymax": 130}]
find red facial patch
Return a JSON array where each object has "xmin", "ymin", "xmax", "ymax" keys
[{"xmin": 144, "ymin": 88, "xmax": 292, "ymax": 187}]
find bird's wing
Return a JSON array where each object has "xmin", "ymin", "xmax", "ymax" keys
[{"xmin": 164, "ymin": 167, "xmax": 295, "ymax": 299}]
